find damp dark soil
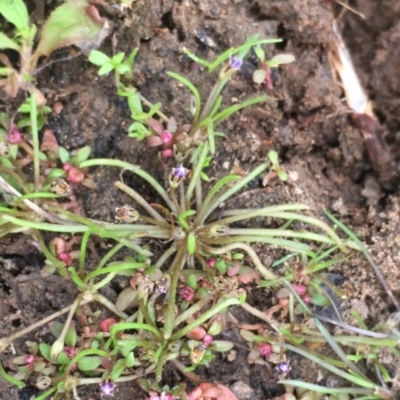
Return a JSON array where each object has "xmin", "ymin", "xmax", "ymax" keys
[{"xmin": 1, "ymin": 1, "xmax": 400, "ymax": 399}]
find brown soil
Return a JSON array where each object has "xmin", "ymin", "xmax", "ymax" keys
[{"xmin": 1, "ymin": 0, "xmax": 400, "ymax": 399}]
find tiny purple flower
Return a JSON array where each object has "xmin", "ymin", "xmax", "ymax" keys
[
  {"xmin": 229, "ymin": 55, "xmax": 243, "ymax": 70},
  {"xmin": 172, "ymin": 165, "xmax": 188, "ymax": 180},
  {"xmin": 100, "ymin": 381, "xmax": 116, "ymax": 397},
  {"xmin": 276, "ymin": 361, "xmax": 291, "ymax": 375}
]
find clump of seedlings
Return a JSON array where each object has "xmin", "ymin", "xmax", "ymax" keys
[{"xmin": 1, "ymin": 32, "xmax": 397, "ymax": 400}]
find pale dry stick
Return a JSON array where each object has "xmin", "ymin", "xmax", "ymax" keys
[
  {"xmin": 0, "ymin": 299, "xmax": 92, "ymax": 354},
  {"xmin": 335, "ymin": 0, "xmax": 366, "ymax": 19},
  {"xmin": 171, "ymin": 359, "xmax": 203, "ymax": 384},
  {"xmin": 240, "ymin": 302, "xmax": 280, "ymax": 334}
]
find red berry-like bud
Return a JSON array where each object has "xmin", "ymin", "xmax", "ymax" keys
[
  {"xmin": 162, "ymin": 148, "xmax": 173, "ymax": 158},
  {"xmin": 58, "ymin": 252, "xmax": 72, "ymax": 266},
  {"xmin": 292, "ymin": 284, "xmax": 307, "ymax": 296},
  {"xmin": 64, "ymin": 346, "xmax": 76, "ymax": 359},
  {"xmin": 5, "ymin": 124, "xmax": 22, "ymax": 144},
  {"xmin": 161, "ymin": 131, "xmax": 173, "ymax": 144},
  {"xmin": 303, "ymin": 295, "xmax": 312, "ymax": 304},
  {"xmin": 206, "ymin": 258, "xmax": 216, "ymax": 267},
  {"xmin": 25, "ymin": 354, "xmax": 35, "ymax": 364},
  {"xmin": 202, "ymin": 334, "xmax": 214, "ymax": 345},
  {"xmin": 99, "ymin": 318, "xmax": 117, "ymax": 332},
  {"xmin": 259, "ymin": 343, "xmax": 272, "ymax": 358},
  {"xmin": 187, "ymin": 326, "xmax": 206, "ymax": 341},
  {"xmin": 67, "ymin": 166, "xmax": 85, "ymax": 183},
  {"xmin": 179, "ymin": 286, "xmax": 195, "ymax": 301}
]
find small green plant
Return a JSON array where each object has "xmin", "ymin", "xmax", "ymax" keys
[
  {"xmin": 88, "ymin": 48, "xmax": 137, "ymax": 79},
  {"xmin": 88, "ymin": 35, "xmax": 282, "ymax": 161},
  {"xmin": 4, "ymin": 38, "xmax": 393, "ymax": 400},
  {"xmin": 252, "ymin": 46, "xmax": 295, "ymax": 89},
  {"xmin": 0, "ymin": 0, "xmax": 109, "ymax": 97}
]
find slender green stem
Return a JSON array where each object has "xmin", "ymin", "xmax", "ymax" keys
[
  {"xmin": 155, "ymin": 246, "xmax": 177, "ymax": 268},
  {"xmin": 138, "ymin": 298, "xmax": 158, "ymax": 330},
  {"xmin": 205, "ymin": 242, "xmax": 277, "ymax": 280},
  {"xmin": 0, "ymin": 359, "xmax": 25, "ymax": 388},
  {"xmin": 30, "ymin": 91, "xmax": 40, "ymax": 192},
  {"xmin": 32, "ymin": 230, "xmax": 65, "ymax": 270},
  {"xmin": 197, "ymin": 77, "xmax": 229, "ymax": 123},
  {"xmin": 201, "ymin": 162, "xmax": 270, "ymax": 222},
  {"xmin": 138, "ymin": 93, "xmax": 169, "ymax": 122},
  {"xmin": 325, "ymin": 210, "xmax": 400, "ymax": 312},
  {"xmin": 91, "ymin": 271, "xmax": 117, "ymax": 292},
  {"xmin": 1, "ymin": 215, "xmax": 89, "ymax": 232},
  {"xmin": 114, "ymin": 180, "xmax": 168, "ymax": 224},
  {"xmin": 194, "ymin": 175, "xmax": 241, "ymax": 225},
  {"xmin": 173, "ymin": 299, "xmax": 208, "ymax": 327},
  {"xmin": 79, "ymin": 159, "xmax": 176, "ymax": 214},
  {"xmin": 186, "ymin": 142, "xmax": 209, "ymax": 210},
  {"xmin": 50, "ymin": 296, "xmax": 82, "ymax": 361},
  {"xmin": 163, "ymin": 245, "xmax": 187, "ymax": 339},
  {"xmin": 97, "ymin": 242, "xmax": 124, "ymax": 269},
  {"xmin": 278, "ymin": 382, "xmax": 377, "ymax": 395},
  {"xmin": 170, "ymin": 297, "xmax": 241, "ymax": 341},
  {"xmin": 204, "ymin": 234, "xmax": 313, "ymax": 252},
  {"xmin": 79, "ymin": 227, "xmax": 96, "ymax": 276},
  {"xmin": 227, "ymin": 228, "xmax": 347, "ymax": 247},
  {"xmin": 170, "ymin": 187, "xmax": 182, "ymax": 217},
  {"xmin": 91, "ymin": 293, "xmax": 129, "ymax": 320}
]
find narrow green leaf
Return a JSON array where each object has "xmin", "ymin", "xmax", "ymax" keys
[{"xmin": 0, "ymin": 32, "xmax": 21, "ymax": 51}]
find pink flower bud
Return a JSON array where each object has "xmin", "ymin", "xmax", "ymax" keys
[
  {"xmin": 279, "ymin": 298, "xmax": 289, "ymax": 307},
  {"xmin": 67, "ymin": 166, "xmax": 85, "ymax": 183},
  {"xmin": 179, "ymin": 286, "xmax": 195, "ymax": 301},
  {"xmin": 53, "ymin": 237, "xmax": 66, "ymax": 255},
  {"xmin": 302, "ymin": 295, "xmax": 312, "ymax": 304},
  {"xmin": 5, "ymin": 124, "xmax": 22, "ymax": 144},
  {"xmin": 99, "ymin": 318, "xmax": 117, "ymax": 332},
  {"xmin": 58, "ymin": 252, "xmax": 72, "ymax": 266},
  {"xmin": 187, "ymin": 326, "xmax": 206, "ymax": 341},
  {"xmin": 206, "ymin": 258, "xmax": 216, "ymax": 267},
  {"xmin": 148, "ymin": 393, "xmax": 160, "ymax": 400},
  {"xmin": 162, "ymin": 148, "xmax": 173, "ymax": 158},
  {"xmin": 64, "ymin": 346, "xmax": 76, "ymax": 359},
  {"xmin": 259, "ymin": 343, "xmax": 272, "ymax": 358},
  {"xmin": 292, "ymin": 284, "xmax": 307, "ymax": 296},
  {"xmin": 161, "ymin": 130, "xmax": 173, "ymax": 144},
  {"xmin": 63, "ymin": 163, "xmax": 72, "ymax": 172},
  {"xmin": 202, "ymin": 334, "xmax": 213, "ymax": 345},
  {"xmin": 164, "ymin": 394, "xmax": 174, "ymax": 400},
  {"xmin": 25, "ymin": 354, "xmax": 35, "ymax": 364}
]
